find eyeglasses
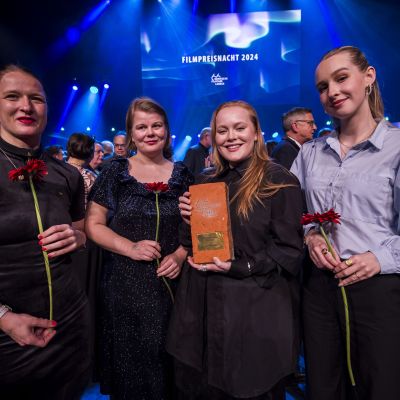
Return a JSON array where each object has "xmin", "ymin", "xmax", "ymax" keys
[{"xmin": 295, "ymin": 120, "xmax": 316, "ymax": 127}]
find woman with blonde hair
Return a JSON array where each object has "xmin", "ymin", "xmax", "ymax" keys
[
  {"xmin": 167, "ymin": 100, "xmax": 304, "ymax": 399},
  {"xmin": 86, "ymin": 97, "xmax": 192, "ymax": 399},
  {"xmin": 292, "ymin": 46, "xmax": 400, "ymax": 399}
]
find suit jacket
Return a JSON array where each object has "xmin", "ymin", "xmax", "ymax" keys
[
  {"xmin": 271, "ymin": 137, "xmax": 300, "ymax": 170},
  {"xmin": 183, "ymin": 143, "xmax": 209, "ymax": 176}
]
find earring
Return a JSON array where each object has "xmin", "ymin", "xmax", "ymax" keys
[{"xmin": 366, "ymin": 84, "xmax": 373, "ymax": 96}]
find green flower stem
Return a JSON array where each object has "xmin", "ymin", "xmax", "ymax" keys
[
  {"xmin": 155, "ymin": 192, "xmax": 174, "ymax": 303},
  {"xmin": 29, "ymin": 176, "xmax": 53, "ymax": 321},
  {"xmin": 320, "ymin": 225, "xmax": 355, "ymax": 386}
]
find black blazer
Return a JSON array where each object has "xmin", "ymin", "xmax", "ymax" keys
[{"xmin": 271, "ymin": 137, "xmax": 300, "ymax": 170}]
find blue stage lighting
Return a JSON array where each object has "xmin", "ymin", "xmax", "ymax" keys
[
  {"xmin": 86, "ymin": 127, "xmax": 91, "ymax": 131},
  {"xmin": 61, "ymin": 127, "xmax": 65, "ymax": 131},
  {"xmin": 72, "ymin": 85, "xmax": 79, "ymax": 91},
  {"xmin": 385, "ymin": 116, "xmax": 389, "ymax": 121},
  {"xmin": 185, "ymin": 135, "xmax": 192, "ymax": 141},
  {"xmin": 104, "ymin": 83, "xmax": 110, "ymax": 89},
  {"xmin": 272, "ymin": 132, "xmax": 279, "ymax": 139},
  {"xmin": 326, "ymin": 120, "xmax": 332, "ymax": 126},
  {"xmin": 90, "ymin": 86, "xmax": 99, "ymax": 94},
  {"xmin": 172, "ymin": 135, "xmax": 176, "ymax": 139},
  {"xmin": 111, "ymin": 127, "xmax": 116, "ymax": 132}
]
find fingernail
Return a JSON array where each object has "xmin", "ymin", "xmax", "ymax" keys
[
  {"xmin": 42, "ymin": 247, "xmax": 47, "ymax": 252},
  {"xmin": 38, "ymin": 234, "xmax": 43, "ymax": 240},
  {"xmin": 48, "ymin": 253, "xmax": 54, "ymax": 258},
  {"xmin": 51, "ymin": 321, "xmax": 57, "ymax": 327},
  {"xmin": 38, "ymin": 240, "xmax": 43, "ymax": 245}
]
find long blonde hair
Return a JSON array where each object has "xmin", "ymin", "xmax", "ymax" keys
[
  {"xmin": 211, "ymin": 100, "xmax": 292, "ymax": 220},
  {"xmin": 320, "ymin": 46, "xmax": 384, "ymax": 122}
]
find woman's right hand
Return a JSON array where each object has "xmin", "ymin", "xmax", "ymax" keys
[
  {"xmin": 178, "ymin": 191, "xmax": 192, "ymax": 225},
  {"xmin": 0, "ymin": 312, "xmax": 56, "ymax": 347},
  {"xmin": 306, "ymin": 231, "xmax": 340, "ymax": 270},
  {"xmin": 129, "ymin": 240, "xmax": 161, "ymax": 261}
]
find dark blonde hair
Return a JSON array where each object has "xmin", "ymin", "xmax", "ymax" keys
[
  {"xmin": 211, "ymin": 100, "xmax": 292, "ymax": 220},
  {"xmin": 125, "ymin": 97, "xmax": 172, "ymax": 159},
  {"xmin": 320, "ymin": 46, "xmax": 384, "ymax": 121}
]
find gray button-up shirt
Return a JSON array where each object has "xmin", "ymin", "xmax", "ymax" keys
[{"xmin": 291, "ymin": 119, "xmax": 400, "ymax": 274}]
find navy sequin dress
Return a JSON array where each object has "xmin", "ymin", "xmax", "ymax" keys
[{"xmin": 88, "ymin": 159, "xmax": 193, "ymax": 400}]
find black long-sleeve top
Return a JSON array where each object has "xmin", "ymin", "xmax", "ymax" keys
[{"xmin": 167, "ymin": 160, "xmax": 304, "ymax": 398}]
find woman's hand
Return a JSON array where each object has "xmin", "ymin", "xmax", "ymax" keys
[
  {"xmin": 178, "ymin": 191, "xmax": 192, "ymax": 225},
  {"xmin": 0, "ymin": 312, "xmax": 56, "ymax": 347},
  {"xmin": 157, "ymin": 246, "xmax": 188, "ymax": 279},
  {"xmin": 130, "ymin": 240, "xmax": 161, "ymax": 261},
  {"xmin": 333, "ymin": 251, "xmax": 381, "ymax": 286},
  {"xmin": 306, "ymin": 231, "xmax": 340, "ymax": 270},
  {"xmin": 187, "ymin": 256, "xmax": 231, "ymax": 273},
  {"xmin": 39, "ymin": 221, "xmax": 86, "ymax": 258}
]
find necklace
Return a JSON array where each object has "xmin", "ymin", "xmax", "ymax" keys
[
  {"xmin": 0, "ymin": 146, "xmax": 18, "ymax": 169},
  {"xmin": 338, "ymin": 125, "xmax": 376, "ymax": 149}
]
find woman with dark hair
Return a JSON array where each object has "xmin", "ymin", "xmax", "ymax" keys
[
  {"xmin": 292, "ymin": 46, "xmax": 400, "ymax": 399},
  {"xmin": 85, "ymin": 97, "xmax": 193, "ymax": 399},
  {"xmin": 44, "ymin": 144, "xmax": 64, "ymax": 160},
  {"xmin": 66, "ymin": 132, "xmax": 96, "ymax": 206},
  {"xmin": 0, "ymin": 65, "xmax": 89, "ymax": 399},
  {"xmin": 168, "ymin": 100, "xmax": 304, "ymax": 399}
]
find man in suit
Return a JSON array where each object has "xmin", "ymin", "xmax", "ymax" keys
[
  {"xmin": 271, "ymin": 107, "xmax": 317, "ymax": 170},
  {"xmin": 183, "ymin": 127, "xmax": 212, "ymax": 176}
]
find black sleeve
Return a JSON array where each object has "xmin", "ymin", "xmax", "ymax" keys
[
  {"xmin": 70, "ymin": 169, "xmax": 85, "ymax": 222},
  {"xmin": 88, "ymin": 160, "xmax": 122, "ymax": 211},
  {"xmin": 228, "ymin": 172, "xmax": 304, "ymax": 287}
]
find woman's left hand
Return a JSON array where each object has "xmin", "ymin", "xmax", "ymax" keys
[
  {"xmin": 187, "ymin": 256, "xmax": 231, "ymax": 273},
  {"xmin": 333, "ymin": 251, "xmax": 381, "ymax": 286},
  {"xmin": 157, "ymin": 253, "xmax": 183, "ymax": 279},
  {"xmin": 39, "ymin": 221, "xmax": 86, "ymax": 258}
]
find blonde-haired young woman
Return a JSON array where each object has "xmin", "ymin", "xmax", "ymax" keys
[{"xmin": 167, "ymin": 100, "xmax": 304, "ymax": 400}]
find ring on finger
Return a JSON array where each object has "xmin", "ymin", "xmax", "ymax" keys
[
  {"xmin": 345, "ymin": 258, "xmax": 353, "ymax": 267},
  {"xmin": 321, "ymin": 248, "xmax": 328, "ymax": 255},
  {"xmin": 200, "ymin": 265, "xmax": 207, "ymax": 272}
]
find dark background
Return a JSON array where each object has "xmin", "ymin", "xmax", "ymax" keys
[{"xmin": 1, "ymin": 0, "xmax": 399, "ymax": 147}]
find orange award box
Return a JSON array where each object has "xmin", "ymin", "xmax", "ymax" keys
[{"xmin": 189, "ymin": 182, "xmax": 234, "ymax": 264}]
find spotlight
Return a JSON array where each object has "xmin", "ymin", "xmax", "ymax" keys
[
  {"xmin": 185, "ymin": 135, "xmax": 192, "ymax": 141},
  {"xmin": 90, "ymin": 86, "xmax": 99, "ymax": 94},
  {"xmin": 104, "ymin": 83, "xmax": 110, "ymax": 89},
  {"xmin": 272, "ymin": 132, "xmax": 279, "ymax": 139},
  {"xmin": 262, "ymin": 131, "xmax": 265, "ymax": 136},
  {"xmin": 326, "ymin": 120, "xmax": 332, "ymax": 126},
  {"xmin": 171, "ymin": 135, "xmax": 176, "ymax": 139},
  {"xmin": 86, "ymin": 127, "xmax": 91, "ymax": 131},
  {"xmin": 111, "ymin": 127, "xmax": 116, "ymax": 132},
  {"xmin": 72, "ymin": 85, "xmax": 78, "ymax": 91},
  {"xmin": 385, "ymin": 116, "xmax": 389, "ymax": 121},
  {"xmin": 61, "ymin": 127, "xmax": 65, "ymax": 131}
]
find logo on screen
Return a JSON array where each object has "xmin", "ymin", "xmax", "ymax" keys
[{"xmin": 211, "ymin": 73, "xmax": 228, "ymax": 86}]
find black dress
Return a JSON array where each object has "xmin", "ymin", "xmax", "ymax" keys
[
  {"xmin": 167, "ymin": 161, "xmax": 304, "ymax": 399},
  {"xmin": 88, "ymin": 159, "xmax": 193, "ymax": 399},
  {"xmin": 0, "ymin": 138, "xmax": 90, "ymax": 399}
]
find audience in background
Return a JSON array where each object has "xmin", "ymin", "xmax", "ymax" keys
[
  {"xmin": 183, "ymin": 126, "xmax": 212, "ymax": 176},
  {"xmin": 272, "ymin": 107, "xmax": 317, "ymax": 170},
  {"xmin": 101, "ymin": 140, "xmax": 114, "ymax": 160},
  {"xmin": 85, "ymin": 142, "xmax": 104, "ymax": 176},
  {"xmin": 44, "ymin": 144, "xmax": 64, "ymax": 161},
  {"xmin": 113, "ymin": 132, "xmax": 128, "ymax": 158}
]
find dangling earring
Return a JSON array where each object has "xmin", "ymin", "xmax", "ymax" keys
[{"xmin": 366, "ymin": 84, "xmax": 373, "ymax": 96}]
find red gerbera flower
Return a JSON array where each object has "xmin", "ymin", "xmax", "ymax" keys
[
  {"xmin": 301, "ymin": 208, "xmax": 341, "ymax": 225},
  {"xmin": 144, "ymin": 182, "xmax": 169, "ymax": 193},
  {"xmin": 8, "ymin": 159, "xmax": 48, "ymax": 182}
]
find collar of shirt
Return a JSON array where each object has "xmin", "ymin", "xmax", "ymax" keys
[
  {"xmin": 325, "ymin": 118, "xmax": 386, "ymax": 154},
  {"xmin": 286, "ymin": 136, "xmax": 302, "ymax": 149}
]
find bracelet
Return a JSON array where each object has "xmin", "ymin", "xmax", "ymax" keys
[{"xmin": 0, "ymin": 304, "xmax": 12, "ymax": 319}]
